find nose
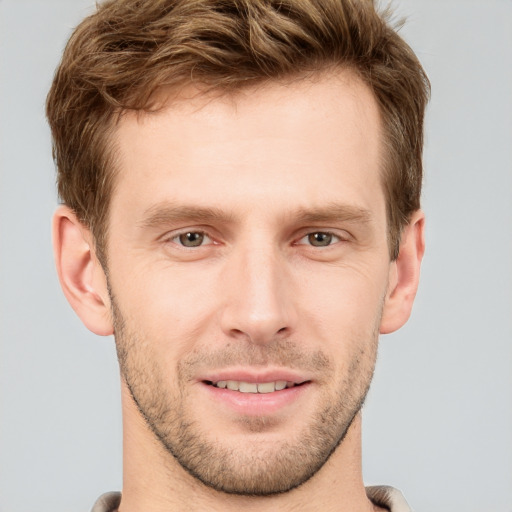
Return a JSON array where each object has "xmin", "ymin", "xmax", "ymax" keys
[{"xmin": 219, "ymin": 243, "xmax": 297, "ymax": 345}]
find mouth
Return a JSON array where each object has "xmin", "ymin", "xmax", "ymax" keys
[
  {"xmin": 200, "ymin": 374, "xmax": 312, "ymax": 415},
  {"xmin": 203, "ymin": 380, "xmax": 308, "ymax": 394}
]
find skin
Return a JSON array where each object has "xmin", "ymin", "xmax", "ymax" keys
[{"xmin": 53, "ymin": 70, "xmax": 424, "ymax": 512}]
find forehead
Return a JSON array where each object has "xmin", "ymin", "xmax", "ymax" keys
[
  {"xmin": 126, "ymin": 70, "xmax": 382, "ymax": 151},
  {"xmin": 110, "ymin": 70, "xmax": 384, "ymax": 224}
]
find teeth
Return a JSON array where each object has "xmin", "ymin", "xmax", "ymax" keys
[
  {"xmin": 275, "ymin": 380, "xmax": 287, "ymax": 391},
  {"xmin": 257, "ymin": 382, "xmax": 275, "ymax": 394},
  {"xmin": 226, "ymin": 380, "xmax": 239, "ymax": 391},
  {"xmin": 239, "ymin": 382, "xmax": 258, "ymax": 393},
  {"xmin": 212, "ymin": 380, "xmax": 298, "ymax": 393}
]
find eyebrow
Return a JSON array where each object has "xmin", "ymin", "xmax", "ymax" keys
[
  {"xmin": 137, "ymin": 201, "xmax": 372, "ymax": 230},
  {"xmin": 138, "ymin": 204, "xmax": 236, "ymax": 230},
  {"xmin": 291, "ymin": 203, "xmax": 373, "ymax": 225}
]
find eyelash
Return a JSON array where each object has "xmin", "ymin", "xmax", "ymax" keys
[
  {"xmin": 166, "ymin": 229, "xmax": 345, "ymax": 249},
  {"xmin": 296, "ymin": 231, "xmax": 343, "ymax": 248},
  {"xmin": 169, "ymin": 230, "xmax": 213, "ymax": 248}
]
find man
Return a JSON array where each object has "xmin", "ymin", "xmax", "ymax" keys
[{"xmin": 47, "ymin": 0, "xmax": 429, "ymax": 510}]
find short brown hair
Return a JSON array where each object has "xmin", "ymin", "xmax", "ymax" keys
[{"xmin": 47, "ymin": 0, "xmax": 429, "ymax": 262}]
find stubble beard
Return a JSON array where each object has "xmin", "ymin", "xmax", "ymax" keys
[{"xmin": 111, "ymin": 295, "xmax": 380, "ymax": 496}]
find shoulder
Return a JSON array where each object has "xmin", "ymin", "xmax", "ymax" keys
[
  {"xmin": 366, "ymin": 485, "xmax": 412, "ymax": 512},
  {"xmin": 90, "ymin": 492, "xmax": 121, "ymax": 512}
]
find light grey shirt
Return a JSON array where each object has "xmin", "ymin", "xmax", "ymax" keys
[{"xmin": 91, "ymin": 486, "xmax": 412, "ymax": 511}]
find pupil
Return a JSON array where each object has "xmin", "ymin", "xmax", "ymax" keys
[
  {"xmin": 309, "ymin": 232, "xmax": 332, "ymax": 246},
  {"xmin": 180, "ymin": 232, "xmax": 203, "ymax": 247}
]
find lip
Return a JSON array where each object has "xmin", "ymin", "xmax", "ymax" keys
[
  {"xmin": 197, "ymin": 368, "xmax": 312, "ymax": 416},
  {"xmin": 199, "ymin": 367, "xmax": 312, "ymax": 385}
]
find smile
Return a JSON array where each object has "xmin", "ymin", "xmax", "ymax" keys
[{"xmin": 205, "ymin": 380, "xmax": 304, "ymax": 393}]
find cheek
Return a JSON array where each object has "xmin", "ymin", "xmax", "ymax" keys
[
  {"xmin": 109, "ymin": 247, "xmax": 390, "ymax": 358},
  {"xmin": 110, "ymin": 261, "xmax": 221, "ymax": 356},
  {"xmin": 299, "ymin": 260, "xmax": 389, "ymax": 321},
  {"xmin": 296, "ymin": 262, "xmax": 387, "ymax": 363}
]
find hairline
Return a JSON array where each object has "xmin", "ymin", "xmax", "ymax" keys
[{"xmin": 92, "ymin": 67, "xmax": 406, "ymax": 267}]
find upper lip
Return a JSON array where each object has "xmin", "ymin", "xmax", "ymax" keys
[{"xmin": 198, "ymin": 368, "xmax": 312, "ymax": 385}]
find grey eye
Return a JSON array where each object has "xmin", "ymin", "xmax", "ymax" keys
[
  {"xmin": 177, "ymin": 232, "xmax": 206, "ymax": 247},
  {"xmin": 307, "ymin": 232, "xmax": 333, "ymax": 247}
]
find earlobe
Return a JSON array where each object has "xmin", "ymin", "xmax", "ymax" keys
[
  {"xmin": 52, "ymin": 205, "xmax": 114, "ymax": 336},
  {"xmin": 380, "ymin": 210, "xmax": 425, "ymax": 334}
]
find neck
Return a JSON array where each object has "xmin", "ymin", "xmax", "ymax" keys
[{"xmin": 119, "ymin": 386, "xmax": 378, "ymax": 512}]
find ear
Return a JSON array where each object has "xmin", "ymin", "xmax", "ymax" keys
[
  {"xmin": 380, "ymin": 210, "xmax": 425, "ymax": 334},
  {"xmin": 52, "ymin": 205, "xmax": 113, "ymax": 336}
]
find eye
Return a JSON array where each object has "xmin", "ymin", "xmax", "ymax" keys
[
  {"xmin": 298, "ymin": 231, "xmax": 341, "ymax": 247},
  {"xmin": 172, "ymin": 231, "xmax": 212, "ymax": 247}
]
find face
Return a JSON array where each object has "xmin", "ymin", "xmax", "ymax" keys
[{"xmin": 106, "ymin": 72, "xmax": 392, "ymax": 495}]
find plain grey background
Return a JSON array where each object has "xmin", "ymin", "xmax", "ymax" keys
[{"xmin": 1, "ymin": 1, "xmax": 511, "ymax": 511}]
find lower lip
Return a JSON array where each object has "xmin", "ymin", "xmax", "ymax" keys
[{"xmin": 201, "ymin": 382, "xmax": 310, "ymax": 416}]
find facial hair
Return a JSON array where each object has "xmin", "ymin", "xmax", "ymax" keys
[{"xmin": 110, "ymin": 291, "xmax": 380, "ymax": 496}]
